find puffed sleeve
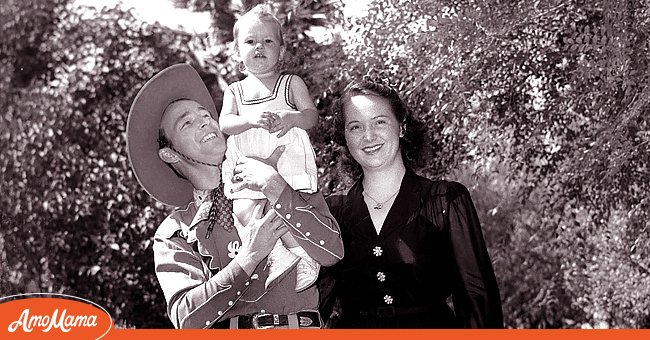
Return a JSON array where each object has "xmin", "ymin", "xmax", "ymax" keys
[
  {"xmin": 445, "ymin": 182, "xmax": 504, "ymax": 328},
  {"xmin": 272, "ymin": 185, "xmax": 344, "ymax": 267},
  {"xmin": 153, "ymin": 218, "xmax": 256, "ymax": 329}
]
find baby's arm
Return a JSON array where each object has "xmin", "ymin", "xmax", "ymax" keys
[
  {"xmin": 219, "ymin": 85, "xmax": 275, "ymax": 135},
  {"xmin": 287, "ymin": 75, "xmax": 318, "ymax": 129},
  {"xmin": 269, "ymin": 76, "xmax": 317, "ymax": 136}
]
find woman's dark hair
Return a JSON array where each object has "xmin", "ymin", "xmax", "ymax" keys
[{"xmin": 331, "ymin": 78, "xmax": 425, "ymax": 179}]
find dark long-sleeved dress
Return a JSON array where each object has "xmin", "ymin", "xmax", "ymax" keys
[{"xmin": 323, "ymin": 169, "xmax": 503, "ymax": 328}]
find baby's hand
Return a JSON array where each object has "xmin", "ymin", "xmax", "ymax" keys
[
  {"xmin": 248, "ymin": 111, "xmax": 279, "ymax": 130},
  {"xmin": 268, "ymin": 110, "xmax": 296, "ymax": 137}
]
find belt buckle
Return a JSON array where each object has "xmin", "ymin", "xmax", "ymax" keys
[
  {"xmin": 251, "ymin": 313, "xmax": 274, "ymax": 329},
  {"xmin": 296, "ymin": 311, "xmax": 320, "ymax": 328},
  {"xmin": 376, "ymin": 306, "xmax": 395, "ymax": 318}
]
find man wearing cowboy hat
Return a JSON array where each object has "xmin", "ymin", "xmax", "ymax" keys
[{"xmin": 126, "ymin": 63, "xmax": 343, "ymax": 329}]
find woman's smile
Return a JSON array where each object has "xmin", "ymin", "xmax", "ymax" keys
[
  {"xmin": 343, "ymin": 95, "xmax": 402, "ymax": 172},
  {"xmin": 362, "ymin": 144, "xmax": 383, "ymax": 154}
]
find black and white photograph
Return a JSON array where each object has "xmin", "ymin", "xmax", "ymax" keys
[{"xmin": 1, "ymin": 0, "xmax": 649, "ymax": 330}]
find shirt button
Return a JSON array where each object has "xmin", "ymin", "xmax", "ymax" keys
[
  {"xmin": 245, "ymin": 281, "xmax": 250, "ymax": 286},
  {"xmin": 285, "ymin": 213, "xmax": 291, "ymax": 219},
  {"xmin": 228, "ymin": 301, "xmax": 233, "ymax": 306},
  {"xmin": 260, "ymin": 309, "xmax": 266, "ymax": 314},
  {"xmin": 236, "ymin": 291, "xmax": 241, "ymax": 295},
  {"xmin": 373, "ymin": 246, "xmax": 383, "ymax": 257},
  {"xmin": 319, "ymin": 240, "xmax": 325, "ymax": 245},
  {"xmin": 218, "ymin": 311, "xmax": 223, "ymax": 316},
  {"xmin": 205, "ymin": 320, "xmax": 211, "ymax": 326},
  {"xmin": 251, "ymin": 274, "xmax": 259, "ymax": 280},
  {"xmin": 275, "ymin": 203, "xmax": 282, "ymax": 209},
  {"xmin": 377, "ymin": 272, "xmax": 386, "ymax": 282},
  {"xmin": 296, "ymin": 222, "xmax": 301, "ymax": 228},
  {"xmin": 384, "ymin": 295, "xmax": 393, "ymax": 304},
  {"xmin": 305, "ymin": 232, "xmax": 311, "ymax": 237}
]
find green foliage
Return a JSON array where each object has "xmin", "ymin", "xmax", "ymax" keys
[
  {"xmin": 171, "ymin": 0, "xmax": 236, "ymax": 42},
  {"xmin": 1, "ymin": 0, "xmax": 199, "ymax": 328}
]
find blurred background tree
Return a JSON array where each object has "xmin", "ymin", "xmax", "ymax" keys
[
  {"xmin": 1, "ymin": 0, "xmax": 648, "ymax": 328},
  {"xmin": 0, "ymin": 0, "xmax": 197, "ymax": 328}
]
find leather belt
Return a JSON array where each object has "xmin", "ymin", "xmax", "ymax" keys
[
  {"xmin": 227, "ymin": 311, "xmax": 322, "ymax": 329},
  {"xmin": 358, "ymin": 306, "xmax": 430, "ymax": 318}
]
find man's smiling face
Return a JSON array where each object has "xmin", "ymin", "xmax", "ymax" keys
[{"xmin": 159, "ymin": 99, "xmax": 226, "ymax": 166}]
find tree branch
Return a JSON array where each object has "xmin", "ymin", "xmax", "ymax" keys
[{"xmin": 405, "ymin": 57, "xmax": 449, "ymax": 98}]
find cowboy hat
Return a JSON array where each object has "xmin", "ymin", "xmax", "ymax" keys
[{"xmin": 126, "ymin": 63, "xmax": 218, "ymax": 207}]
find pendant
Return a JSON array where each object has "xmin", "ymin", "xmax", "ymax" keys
[{"xmin": 374, "ymin": 203, "xmax": 383, "ymax": 210}]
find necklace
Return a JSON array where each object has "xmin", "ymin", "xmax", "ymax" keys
[{"xmin": 363, "ymin": 189, "xmax": 400, "ymax": 210}]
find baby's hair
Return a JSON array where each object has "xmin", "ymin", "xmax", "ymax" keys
[{"xmin": 233, "ymin": 4, "xmax": 284, "ymax": 51}]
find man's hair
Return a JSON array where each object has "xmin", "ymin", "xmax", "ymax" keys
[
  {"xmin": 233, "ymin": 4, "xmax": 284, "ymax": 52},
  {"xmin": 157, "ymin": 128, "xmax": 173, "ymax": 150},
  {"xmin": 331, "ymin": 78, "xmax": 425, "ymax": 179}
]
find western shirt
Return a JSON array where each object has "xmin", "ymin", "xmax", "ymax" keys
[{"xmin": 153, "ymin": 185, "xmax": 343, "ymax": 328}]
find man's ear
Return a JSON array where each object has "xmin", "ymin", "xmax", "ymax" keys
[{"xmin": 158, "ymin": 147, "xmax": 180, "ymax": 164}]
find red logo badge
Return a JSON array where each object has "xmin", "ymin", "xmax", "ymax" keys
[{"xmin": 0, "ymin": 293, "xmax": 113, "ymax": 339}]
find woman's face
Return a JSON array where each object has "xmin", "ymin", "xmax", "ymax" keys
[{"xmin": 343, "ymin": 94, "xmax": 403, "ymax": 172}]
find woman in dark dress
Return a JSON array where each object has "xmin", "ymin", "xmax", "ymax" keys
[{"xmin": 323, "ymin": 79, "xmax": 503, "ymax": 328}]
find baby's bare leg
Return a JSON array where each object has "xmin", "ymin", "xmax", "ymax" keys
[
  {"xmin": 232, "ymin": 198, "xmax": 264, "ymax": 226},
  {"xmin": 281, "ymin": 231, "xmax": 300, "ymax": 248},
  {"xmin": 233, "ymin": 198, "xmax": 317, "ymax": 291},
  {"xmin": 279, "ymin": 227, "xmax": 320, "ymax": 292}
]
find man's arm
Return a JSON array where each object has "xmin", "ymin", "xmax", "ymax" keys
[
  {"xmin": 266, "ymin": 181, "xmax": 343, "ymax": 267},
  {"xmin": 154, "ymin": 208, "xmax": 285, "ymax": 328},
  {"xmin": 230, "ymin": 149, "xmax": 344, "ymax": 267},
  {"xmin": 154, "ymin": 234, "xmax": 252, "ymax": 328}
]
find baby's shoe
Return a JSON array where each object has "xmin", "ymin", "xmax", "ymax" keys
[
  {"xmin": 265, "ymin": 240, "xmax": 300, "ymax": 289},
  {"xmin": 289, "ymin": 246, "xmax": 320, "ymax": 292}
]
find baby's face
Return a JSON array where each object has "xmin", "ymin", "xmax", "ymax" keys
[{"xmin": 236, "ymin": 19, "xmax": 284, "ymax": 75}]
